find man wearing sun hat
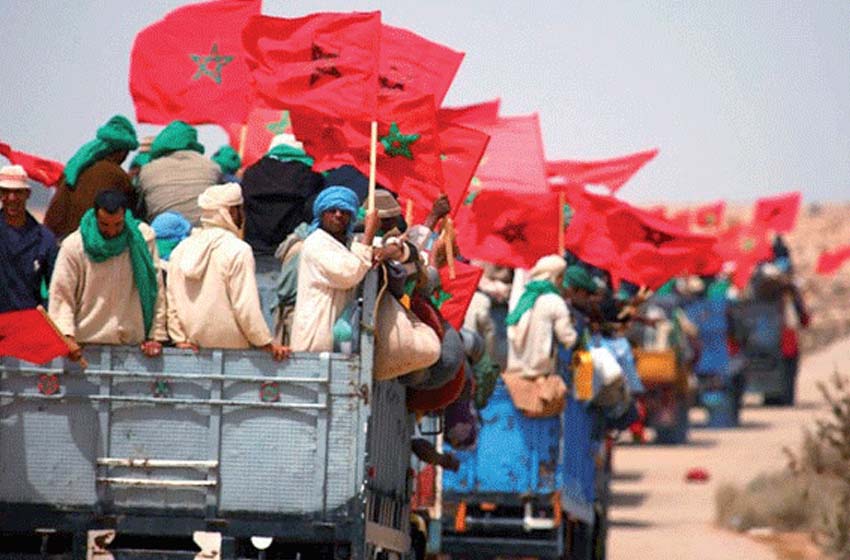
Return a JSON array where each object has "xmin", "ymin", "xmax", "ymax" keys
[{"xmin": 0, "ymin": 164, "xmax": 59, "ymax": 312}]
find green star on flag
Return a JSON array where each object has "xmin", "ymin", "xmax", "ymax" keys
[
  {"xmin": 190, "ymin": 43, "xmax": 233, "ymax": 85},
  {"xmin": 266, "ymin": 111, "xmax": 292, "ymax": 135},
  {"xmin": 380, "ymin": 122, "xmax": 419, "ymax": 159}
]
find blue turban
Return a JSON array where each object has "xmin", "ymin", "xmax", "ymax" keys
[
  {"xmin": 309, "ymin": 186, "xmax": 360, "ymax": 234},
  {"xmin": 151, "ymin": 211, "xmax": 192, "ymax": 261}
]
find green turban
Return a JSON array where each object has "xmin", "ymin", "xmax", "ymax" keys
[
  {"xmin": 563, "ymin": 265, "xmax": 598, "ymax": 293},
  {"xmin": 64, "ymin": 115, "xmax": 139, "ymax": 188},
  {"xmin": 211, "ymin": 145, "xmax": 242, "ymax": 175},
  {"xmin": 130, "ymin": 152, "xmax": 152, "ymax": 169},
  {"xmin": 149, "ymin": 121, "xmax": 205, "ymax": 160},
  {"xmin": 266, "ymin": 144, "xmax": 314, "ymax": 168}
]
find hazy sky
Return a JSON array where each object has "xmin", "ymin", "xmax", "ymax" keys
[{"xmin": 1, "ymin": 1, "xmax": 848, "ymax": 205}]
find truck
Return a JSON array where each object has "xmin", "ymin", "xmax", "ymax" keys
[{"xmin": 0, "ymin": 271, "xmax": 416, "ymax": 559}]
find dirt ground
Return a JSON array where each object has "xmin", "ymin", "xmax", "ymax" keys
[{"xmin": 606, "ymin": 336, "xmax": 850, "ymax": 559}]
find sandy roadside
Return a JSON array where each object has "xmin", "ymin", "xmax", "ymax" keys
[{"xmin": 607, "ymin": 336, "xmax": 850, "ymax": 559}]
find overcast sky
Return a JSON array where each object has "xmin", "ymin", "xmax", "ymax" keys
[{"xmin": 1, "ymin": 0, "xmax": 848, "ymax": 205}]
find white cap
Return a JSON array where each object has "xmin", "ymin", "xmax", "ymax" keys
[{"xmin": 0, "ymin": 165, "xmax": 30, "ymax": 190}]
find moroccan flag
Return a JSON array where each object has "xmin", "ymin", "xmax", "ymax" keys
[
  {"xmin": 605, "ymin": 205, "xmax": 720, "ymax": 288},
  {"xmin": 433, "ymin": 121, "xmax": 489, "ymax": 223},
  {"xmin": 816, "ymin": 245, "xmax": 850, "ymax": 276},
  {"xmin": 562, "ymin": 186, "xmax": 624, "ymax": 275},
  {"xmin": 714, "ymin": 223, "xmax": 772, "ymax": 288},
  {"xmin": 547, "ymin": 148, "xmax": 658, "ymax": 194},
  {"xmin": 694, "ymin": 201, "xmax": 726, "ymax": 228},
  {"xmin": 224, "ymin": 108, "xmax": 292, "ymax": 168},
  {"xmin": 438, "ymin": 99, "xmax": 501, "ymax": 127},
  {"xmin": 753, "ymin": 191, "xmax": 801, "ymax": 233},
  {"xmin": 0, "ymin": 309, "xmax": 70, "ymax": 365},
  {"xmin": 669, "ymin": 209, "xmax": 692, "ymax": 230},
  {"xmin": 242, "ymin": 12, "xmax": 381, "ymax": 120},
  {"xmin": 644, "ymin": 205, "xmax": 667, "ymax": 219},
  {"xmin": 379, "ymin": 24, "xmax": 464, "ymax": 107},
  {"xmin": 130, "ymin": 0, "xmax": 260, "ymax": 126},
  {"xmin": 454, "ymin": 189, "xmax": 560, "ymax": 270},
  {"xmin": 438, "ymin": 261, "xmax": 484, "ymax": 331},
  {"xmin": 0, "ymin": 142, "xmax": 64, "ymax": 186}
]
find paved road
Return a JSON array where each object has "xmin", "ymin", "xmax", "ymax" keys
[{"xmin": 607, "ymin": 337, "xmax": 848, "ymax": 559}]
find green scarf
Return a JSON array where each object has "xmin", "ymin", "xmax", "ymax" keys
[
  {"xmin": 562, "ymin": 265, "xmax": 598, "ymax": 293},
  {"xmin": 266, "ymin": 144, "xmax": 314, "ymax": 168},
  {"xmin": 130, "ymin": 151, "xmax": 151, "ymax": 169},
  {"xmin": 64, "ymin": 115, "xmax": 139, "ymax": 188},
  {"xmin": 212, "ymin": 145, "xmax": 242, "ymax": 175},
  {"xmin": 79, "ymin": 209, "xmax": 158, "ymax": 337},
  {"xmin": 505, "ymin": 280, "xmax": 560, "ymax": 326},
  {"xmin": 149, "ymin": 120, "xmax": 205, "ymax": 160}
]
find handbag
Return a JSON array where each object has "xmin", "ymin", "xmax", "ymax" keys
[
  {"xmin": 501, "ymin": 372, "xmax": 567, "ymax": 418},
  {"xmin": 374, "ymin": 286, "xmax": 441, "ymax": 381}
]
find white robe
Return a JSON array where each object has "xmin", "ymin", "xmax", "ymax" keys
[
  {"xmin": 290, "ymin": 229, "xmax": 372, "ymax": 352},
  {"xmin": 49, "ymin": 223, "xmax": 168, "ymax": 345},
  {"xmin": 166, "ymin": 227, "xmax": 272, "ymax": 349},
  {"xmin": 507, "ymin": 293, "xmax": 577, "ymax": 378}
]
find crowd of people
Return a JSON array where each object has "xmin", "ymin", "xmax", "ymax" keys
[{"xmin": 1, "ymin": 114, "xmax": 809, "ymax": 460}]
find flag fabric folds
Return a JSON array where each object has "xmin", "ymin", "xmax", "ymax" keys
[
  {"xmin": 225, "ymin": 108, "xmax": 292, "ymax": 168},
  {"xmin": 547, "ymin": 148, "xmax": 658, "ymax": 194},
  {"xmin": 0, "ymin": 142, "xmax": 64, "ymax": 186},
  {"xmin": 0, "ymin": 309, "xmax": 70, "ymax": 365},
  {"xmin": 694, "ymin": 201, "xmax": 726, "ymax": 228},
  {"xmin": 438, "ymin": 261, "xmax": 484, "ymax": 331},
  {"xmin": 130, "ymin": 0, "xmax": 260, "ymax": 126},
  {"xmin": 816, "ymin": 245, "xmax": 850, "ymax": 276}
]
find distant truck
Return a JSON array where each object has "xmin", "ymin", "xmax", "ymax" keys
[{"xmin": 0, "ymin": 272, "xmax": 416, "ymax": 560}]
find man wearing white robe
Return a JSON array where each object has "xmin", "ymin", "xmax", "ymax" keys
[
  {"xmin": 506, "ymin": 255, "xmax": 577, "ymax": 378},
  {"xmin": 290, "ymin": 186, "xmax": 379, "ymax": 352},
  {"xmin": 166, "ymin": 183, "xmax": 289, "ymax": 360}
]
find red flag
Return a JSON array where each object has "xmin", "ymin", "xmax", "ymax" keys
[
  {"xmin": 694, "ymin": 201, "xmax": 726, "ymax": 228},
  {"xmin": 605, "ymin": 205, "xmax": 720, "ymax": 288},
  {"xmin": 669, "ymin": 209, "xmax": 692, "ymax": 230},
  {"xmin": 224, "ymin": 108, "xmax": 292, "ymax": 168},
  {"xmin": 438, "ymin": 261, "xmax": 484, "ymax": 331},
  {"xmin": 753, "ymin": 191, "xmax": 801, "ymax": 233},
  {"xmin": 0, "ymin": 142, "xmax": 64, "ymax": 187},
  {"xmin": 547, "ymin": 148, "xmax": 658, "ymax": 194},
  {"xmin": 379, "ymin": 24, "xmax": 464, "ymax": 107},
  {"xmin": 129, "ymin": 0, "xmax": 260, "ymax": 126},
  {"xmin": 433, "ymin": 121, "xmax": 489, "ymax": 223},
  {"xmin": 644, "ymin": 205, "xmax": 667, "ymax": 219},
  {"xmin": 439, "ymin": 99, "xmax": 501, "ymax": 127},
  {"xmin": 454, "ymin": 189, "xmax": 560, "ymax": 270},
  {"xmin": 713, "ymin": 223, "xmax": 772, "ymax": 288},
  {"xmin": 816, "ymin": 245, "xmax": 850, "ymax": 276},
  {"xmin": 242, "ymin": 12, "xmax": 381, "ymax": 120},
  {"xmin": 0, "ymin": 309, "xmax": 70, "ymax": 365},
  {"xmin": 562, "ymin": 187, "xmax": 625, "ymax": 276}
]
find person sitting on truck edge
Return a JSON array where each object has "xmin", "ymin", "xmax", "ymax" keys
[
  {"xmin": 290, "ymin": 186, "xmax": 380, "ymax": 352},
  {"xmin": 0, "ymin": 165, "xmax": 58, "ymax": 313},
  {"xmin": 506, "ymin": 255, "xmax": 577, "ymax": 378},
  {"xmin": 165, "ymin": 183, "xmax": 290, "ymax": 360},
  {"xmin": 49, "ymin": 189, "xmax": 167, "ymax": 360}
]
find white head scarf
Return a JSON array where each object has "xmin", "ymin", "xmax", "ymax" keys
[
  {"xmin": 529, "ymin": 255, "xmax": 567, "ymax": 283},
  {"xmin": 198, "ymin": 182, "xmax": 243, "ymax": 235}
]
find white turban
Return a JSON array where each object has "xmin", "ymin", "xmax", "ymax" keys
[
  {"xmin": 268, "ymin": 132, "xmax": 304, "ymax": 152},
  {"xmin": 198, "ymin": 183, "xmax": 243, "ymax": 235},
  {"xmin": 529, "ymin": 255, "xmax": 567, "ymax": 283}
]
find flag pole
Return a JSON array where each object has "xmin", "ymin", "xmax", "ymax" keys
[
  {"xmin": 405, "ymin": 199, "xmax": 414, "ymax": 226},
  {"xmin": 237, "ymin": 124, "xmax": 248, "ymax": 161},
  {"xmin": 36, "ymin": 305, "xmax": 87, "ymax": 369},
  {"xmin": 444, "ymin": 216, "xmax": 456, "ymax": 280},
  {"xmin": 368, "ymin": 121, "xmax": 378, "ymax": 212},
  {"xmin": 558, "ymin": 192, "xmax": 566, "ymax": 253}
]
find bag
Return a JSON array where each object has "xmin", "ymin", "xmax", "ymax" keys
[
  {"xmin": 374, "ymin": 290, "xmax": 441, "ymax": 381},
  {"xmin": 501, "ymin": 372, "xmax": 567, "ymax": 418}
]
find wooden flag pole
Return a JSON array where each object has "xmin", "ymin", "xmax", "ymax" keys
[
  {"xmin": 368, "ymin": 121, "xmax": 378, "ymax": 212},
  {"xmin": 405, "ymin": 199, "xmax": 414, "ymax": 226},
  {"xmin": 444, "ymin": 216, "xmax": 456, "ymax": 280},
  {"xmin": 237, "ymin": 124, "xmax": 248, "ymax": 161},
  {"xmin": 36, "ymin": 305, "xmax": 87, "ymax": 369},
  {"xmin": 558, "ymin": 192, "xmax": 566, "ymax": 253}
]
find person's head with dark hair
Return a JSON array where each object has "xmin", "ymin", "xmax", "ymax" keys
[{"xmin": 93, "ymin": 189, "xmax": 128, "ymax": 239}]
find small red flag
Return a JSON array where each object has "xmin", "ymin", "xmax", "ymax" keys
[
  {"xmin": 694, "ymin": 201, "xmax": 726, "ymax": 228},
  {"xmin": 438, "ymin": 261, "xmax": 484, "ymax": 331},
  {"xmin": 0, "ymin": 309, "xmax": 70, "ymax": 365},
  {"xmin": 130, "ymin": 0, "xmax": 260, "ymax": 126},
  {"xmin": 816, "ymin": 245, "xmax": 850, "ymax": 276},
  {"xmin": 379, "ymin": 24, "xmax": 464, "ymax": 107},
  {"xmin": 669, "ymin": 209, "xmax": 692, "ymax": 230},
  {"xmin": 439, "ymin": 99, "xmax": 501, "ymax": 127},
  {"xmin": 547, "ymin": 148, "xmax": 658, "ymax": 194},
  {"xmin": 225, "ymin": 108, "xmax": 292, "ymax": 168},
  {"xmin": 454, "ymin": 189, "xmax": 560, "ymax": 270},
  {"xmin": 242, "ymin": 12, "xmax": 381, "ymax": 120},
  {"xmin": 753, "ymin": 191, "xmax": 801, "ymax": 233},
  {"xmin": 713, "ymin": 223, "xmax": 772, "ymax": 288},
  {"xmin": 433, "ymin": 120, "xmax": 489, "ymax": 223},
  {"xmin": 0, "ymin": 142, "xmax": 64, "ymax": 187}
]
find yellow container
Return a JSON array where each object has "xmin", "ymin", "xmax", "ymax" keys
[
  {"xmin": 572, "ymin": 350, "xmax": 594, "ymax": 401},
  {"xmin": 634, "ymin": 349, "xmax": 678, "ymax": 385}
]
